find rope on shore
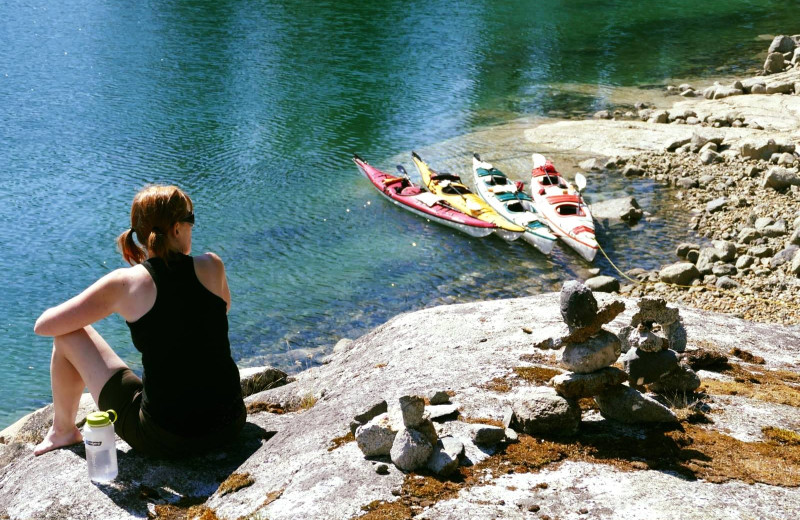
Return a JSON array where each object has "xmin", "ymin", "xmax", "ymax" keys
[{"xmin": 593, "ymin": 231, "xmax": 800, "ymax": 312}]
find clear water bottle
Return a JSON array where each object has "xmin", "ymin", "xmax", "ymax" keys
[{"xmin": 83, "ymin": 410, "xmax": 118, "ymax": 482}]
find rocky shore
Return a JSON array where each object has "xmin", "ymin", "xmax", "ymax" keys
[
  {"xmin": 525, "ymin": 34, "xmax": 800, "ymax": 326},
  {"xmin": 1, "ymin": 291, "xmax": 798, "ymax": 519}
]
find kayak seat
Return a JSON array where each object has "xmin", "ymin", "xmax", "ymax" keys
[
  {"xmin": 431, "ymin": 172, "xmax": 462, "ymax": 182},
  {"xmin": 400, "ymin": 185, "xmax": 422, "ymax": 196}
]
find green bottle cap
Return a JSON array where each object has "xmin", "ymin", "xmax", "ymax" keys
[{"xmin": 86, "ymin": 410, "xmax": 117, "ymax": 427}]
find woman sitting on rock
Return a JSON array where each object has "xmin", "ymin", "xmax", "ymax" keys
[{"xmin": 33, "ymin": 185, "xmax": 245, "ymax": 458}]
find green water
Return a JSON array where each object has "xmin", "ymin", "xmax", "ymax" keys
[{"xmin": 0, "ymin": 0, "xmax": 793, "ymax": 428}]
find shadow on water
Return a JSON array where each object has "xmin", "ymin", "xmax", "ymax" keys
[{"xmin": 71, "ymin": 422, "xmax": 274, "ymax": 516}]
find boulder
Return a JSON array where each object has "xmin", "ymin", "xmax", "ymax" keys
[
  {"xmin": 791, "ymin": 250, "xmax": 800, "ymax": 276},
  {"xmin": 627, "ymin": 326, "xmax": 665, "ymax": 353},
  {"xmin": 390, "ymin": 428, "xmax": 433, "ymax": 472},
  {"xmin": 595, "ymin": 385, "xmax": 678, "ymax": 424},
  {"xmin": 550, "ymin": 367, "xmax": 629, "ymax": 399},
  {"xmin": 426, "ymin": 404, "xmax": 459, "ymax": 422},
  {"xmin": 789, "ymin": 227, "xmax": 800, "ymax": 246},
  {"xmin": 621, "ymin": 348, "xmax": 680, "ymax": 386},
  {"xmin": 350, "ymin": 400, "xmax": 389, "ymax": 435},
  {"xmin": 770, "ymin": 246, "xmax": 799, "ymax": 268},
  {"xmin": 696, "ymin": 247, "xmax": 722, "ymax": 275},
  {"xmin": 716, "ymin": 276, "xmax": 740, "ymax": 290},
  {"xmin": 699, "ymin": 149, "xmax": 720, "ymax": 165},
  {"xmin": 748, "ymin": 245, "xmax": 774, "ymax": 258},
  {"xmin": 676, "ymin": 243, "xmax": 700, "ymax": 259},
  {"xmin": 705, "ymin": 197, "xmax": 728, "ymax": 213},
  {"xmin": 713, "ymin": 86, "xmax": 743, "ymax": 99},
  {"xmin": 712, "ymin": 240, "xmax": 737, "ymax": 262},
  {"xmin": 356, "ymin": 414, "xmax": 398, "ymax": 457},
  {"xmin": 579, "ymin": 157, "xmax": 608, "ymax": 171},
  {"xmin": 751, "ymin": 83, "xmax": 767, "ymax": 94},
  {"xmin": 737, "ymin": 228, "xmax": 760, "ymax": 244},
  {"xmin": 560, "ymin": 330, "xmax": 621, "ymax": 373},
  {"xmin": 762, "ymin": 220, "xmax": 788, "ymax": 238},
  {"xmin": 764, "ymin": 52, "xmax": 785, "ymax": 74},
  {"xmin": 560, "ymin": 281, "xmax": 598, "ymax": 328},
  {"xmin": 590, "ymin": 196, "xmax": 643, "ymax": 222},
  {"xmin": 414, "ymin": 418, "xmax": 439, "ymax": 446},
  {"xmin": 429, "ymin": 390, "xmax": 451, "ymax": 405},
  {"xmin": 426, "ymin": 436, "xmax": 464, "ymax": 476},
  {"xmin": 584, "ymin": 275, "xmax": 620, "ymax": 293},
  {"xmin": 469, "ymin": 424, "xmax": 507, "ymax": 446},
  {"xmin": 398, "ymin": 395, "xmax": 426, "ymax": 427},
  {"xmin": 762, "ymin": 167, "xmax": 800, "ymax": 191},
  {"xmin": 666, "ymin": 320, "xmax": 688, "ymax": 353},
  {"xmin": 740, "ymin": 139, "xmax": 780, "ymax": 161},
  {"xmin": 503, "ymin": 387, "xmax": 581, "ymax": 436},
  {"xmin": 239, "ymin": 366, "xmax": 290, "ymax": 398},
  {"xmin": 768, "ymin": 35, "xmax": 797, "ymax": 54},
  {"xmin": 711, "ymin": 264, "xmax": 737, "ymax": 277},
  {"xmin": 649, "ymin": 365, "xmax": 701, "ymax": 393},
  {"xmin": 765, "ymin": 80, "xmax": 795, "ymax": 95},
  {"xmin": 736, "ymin": 255, "xmax": 755, "ymax": 269},
  {"xmin": 658, "ymin": 263, "xmax": 700, "ymax": 285}
]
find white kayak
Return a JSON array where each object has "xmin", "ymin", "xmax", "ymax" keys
[
  {"xmin": 529, "ymin": 153, "xmax": 598, "ymax": 262},
  {"xmin": 471, "ymin": 154, "xmax": 556, "ymax": 255}
]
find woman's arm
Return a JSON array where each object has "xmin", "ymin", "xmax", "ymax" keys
[
  {"xmin": 194, "ymin": 252, "xmax": 231, "ymax": 312},
  {"xmin": 34, "ymin": 269, "xmax": 129, "ymax": 337}
]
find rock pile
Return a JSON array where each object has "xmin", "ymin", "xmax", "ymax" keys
[
  {"xmin": 353, "ymin": 391, "xmax": 510, "ymax": 476},
  {"xmin": 536, "ymin": 282, "xmax": 680, "ymax": 424},
  {"xmin": 616, "ymin": 298, "xmax": 700, "ymax": 395}
]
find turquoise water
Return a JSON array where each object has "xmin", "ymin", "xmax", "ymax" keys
[{"xmin": 0, "ymin": 0, "xmax": 793, "ymax": 428}]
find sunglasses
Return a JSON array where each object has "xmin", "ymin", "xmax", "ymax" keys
[{"xmin": 180, "ymin": 211, "xmax": 195, "ymax": 225}]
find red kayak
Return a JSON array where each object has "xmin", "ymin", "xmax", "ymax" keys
[{"xmin": 353, "ymin": 154, "xmax": 496, "ymax": 237}]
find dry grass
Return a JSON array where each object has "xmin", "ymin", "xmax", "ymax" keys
[
  {"xmin": 355, "ymin": 417, "xmax": 800, "ymax": 518},
  {"xmin": 246, "ymin": 402, "xmax": 286, "ymax": 415},
  {"xmin": 328, "ymin": 431, "xmax": 355, "ymax": 451},
  {"xmin": 298, "ymin": 394, "xmax": 318, "ymax": 410},
  {"xmin": 512, "ymin": 366, "xmax": 562, "ymax": 385},
  {"xmin": 217, "ymin": 473, "xmax": 255, "ymax": 497},
  {"xmin": 479, "ymin": 377, "xmax": 512, "ymax": 393},
  {"xmin": 700, "ymin": 363, "xmax": 800, "ymax": 408},
  {"xmin": 462, "ymin": 417, "xmax": 505, "ymax": 428},
  {"xmin": 763, "ymin": 426, "xmax": 800, "ymax": 446},
  {"xmin": 153, "ymin": 505, "xmax": 220, "ymax": 520}
]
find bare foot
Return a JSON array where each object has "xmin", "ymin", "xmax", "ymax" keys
[{"xmin": 33, "ymin": 426, "xmax": 83, "ymax": 456}]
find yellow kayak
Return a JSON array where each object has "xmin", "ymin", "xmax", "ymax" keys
[{"xmin": 411, "ymin": 152, "xmax": 524, "ymax": 241}]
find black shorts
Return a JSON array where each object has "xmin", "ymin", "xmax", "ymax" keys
[{"xmin": 98, "ymin": 368, "xmax": 245, "ymax": 458}]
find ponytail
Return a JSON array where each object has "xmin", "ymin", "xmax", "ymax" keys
[
  {"xmin": 145, "ymin": 227, "xmax": 171, "ymax": 262},
  {"xmin": 116, "ymin": 228, "xmax": 146, "ymax": 266}
]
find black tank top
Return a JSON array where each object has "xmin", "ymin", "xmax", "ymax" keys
[{"xmin": 127, "ymin": 253, "xmax": 243, "ymax": 436}]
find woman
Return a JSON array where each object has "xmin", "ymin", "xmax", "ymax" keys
[{"xmin": 33, "ymin": 185, "xmax": 245, "ymax": 458}]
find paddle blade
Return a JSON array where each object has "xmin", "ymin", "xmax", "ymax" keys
[
  {"xmin": 531, "ymin": 153, "xmax": 547, "ymax": 169},
  {"xmin": 396, "ymin": 164, "xmax": 408, "ymax": 176},
  {"xmin": 575, "ymin": 173, "xmax": 587, "ymax": 192}
]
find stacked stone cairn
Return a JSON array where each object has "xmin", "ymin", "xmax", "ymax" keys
[
  {"xmin": 539, "ymin": 281, "xmax": 688, "ymax": 425},
  {"xmin": 352, "ymin": 392, "xmax": 512, "ymax": 476}
]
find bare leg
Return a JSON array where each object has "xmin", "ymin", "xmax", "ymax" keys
[{"xmin": 34, "ymin": 326, "xmax": 128, "ymax": 456}]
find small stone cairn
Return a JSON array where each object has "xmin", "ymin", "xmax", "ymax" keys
[
  {"xmin": 537, "ymin": 281, "xmax": 699, "ymax": 425},
  {"xmin": 352, "ymin": 391, "xmax": 511, "ymax": 476}
]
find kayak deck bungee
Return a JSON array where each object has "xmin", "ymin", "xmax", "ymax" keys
[
  {"xmin": 471, "ymin": 154, "xmax": 557, "ymax": 255},
  {"xmin": 353, "ymin": 154, "xmax": 496, "ymax": 238},
  {"xmin": 529, "ymin": 153, "xmax": 598, "ymax": 262},
  {"xmin": 411, "ymin": 152, "xmax": 524, "ymax": 242}
]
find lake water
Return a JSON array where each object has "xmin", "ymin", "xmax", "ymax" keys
[{"xmin": 0, "ymin": 0, "xmax": 794, "ymax": 428}]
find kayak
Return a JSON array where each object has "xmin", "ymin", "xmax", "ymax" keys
[
  {"xmin": 471, "ymin": 154, "xmax": 557, "ymax": 255},
  {"xmin": 353, "ymin": 154, "xmax": 496, "ymax": 238},
  {"xmin": 529, "ymin": 153, "xmax": 598, "ymax": 262},
  {"xmin": 411, "ymin": 152, "xmax": 524, "ymax": 242}
]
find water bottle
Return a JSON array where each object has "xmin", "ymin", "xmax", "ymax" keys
[{"xmin": 83, "ymin": 410, "xmax": 118, "ymax": 482}]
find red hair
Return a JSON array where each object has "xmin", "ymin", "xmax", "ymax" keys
[{"xmin": 116, "ymin": 185, "xmax": 193, "ymax": 265}]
